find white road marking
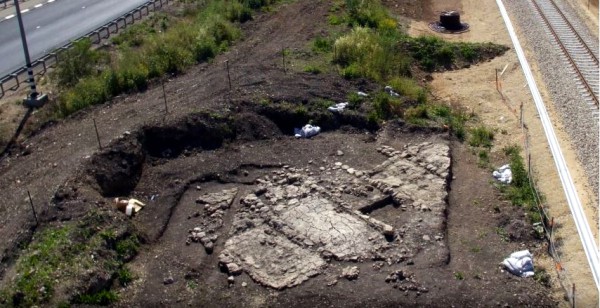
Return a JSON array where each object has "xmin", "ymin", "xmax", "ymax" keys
[
  {"xmin": 34, "ymin": 4, "xmax": 43, "ymax": 8},
  {"xmin": 20, "ymin": 9, "xmax": 29, "ymax": 13},
  {"xmin": 5, "ymin": 14, "xmax": 14, "ymax": 19},
  {"xmin": 82, "ymin": 6, "xmax": 86, "ymax": 9},
  {"xmin": 36, "ymin": 26, "xmax": 41, "ymax": 29},
  {"xmin": 48, "ymin": 0, "xmax": 55, "ymax": 3}
]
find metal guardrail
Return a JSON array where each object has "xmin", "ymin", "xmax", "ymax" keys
[
  {"xmin": 0, "ymin": 0, "xmax": 25, "ymax": 12},
  {"xmin": 0, "ymin": 0, "xmax": 172, "ymax": 99}
]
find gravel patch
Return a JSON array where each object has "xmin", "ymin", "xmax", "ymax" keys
[{"xmin": 505, "ymin": 0, "xmax": 599, "ymax": 206}]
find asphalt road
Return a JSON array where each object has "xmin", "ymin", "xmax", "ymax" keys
[{"xmin": 0, "ymin": 0, "xmax": 149, "ymax": 77}]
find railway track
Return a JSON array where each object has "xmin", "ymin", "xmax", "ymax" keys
[{"xmin": 531, "ymin": 0, "xmax": 599, "ymax": 108}]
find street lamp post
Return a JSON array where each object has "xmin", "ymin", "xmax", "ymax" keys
[{"xmin": 13, "ymin": 0, "xmax": 47, "ymax": 108}]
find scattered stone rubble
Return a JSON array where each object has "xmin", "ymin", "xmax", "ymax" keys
[
  {"xmin": 385, "ymin": 269, "xmax": 428, "ymax": 293},
  {"xmin": 340, "ymin": 266, "xmax": 360, "ymax": 280},
  {"xmin": 187, "ymin": 188, "xmax": 238, "ymax": 253},
  {"xmin": 215, "ymin": 142, "xmax": 450, "ymax": 289}
]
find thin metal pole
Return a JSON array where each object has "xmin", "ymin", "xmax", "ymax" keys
[
  {"xmin": 225, "ymin": 60, "xmax": 231, "ymax": 90},
  {"xmin": 550, "ymin": 217, "xmax": 554, "ymax": 240},
  {"xmin": 572, "ymin": 283, "xmax": 575, "ymax": 307},
  {"xmin": 27, "ymin": 190, "xmax": 38, "ymax": 225},
  {"xmin": 93, "ymin": 118, "xmax": 102, "ymax": 150},
  {"xmin": 282, "ymin": 47, "xmax": 286, "ymax": 73},
  {"xmin": 495, "ymin": 69, "xmax": 499, "ymax": 92},
  {"xmin": 13, "ymin": 0, "xmax": 37, "ymax": 99},
  {"xmin": 162, "ymin": 79, "xmax": 168, "ymax": 114},
  {"xmin": 520, "ymin": 102, "xmax": 524, "ymax": 129}
]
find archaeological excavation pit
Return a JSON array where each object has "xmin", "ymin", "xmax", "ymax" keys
[{"xmin": 179, "ymin": 139, "xmax": 452, "ymax": 290}]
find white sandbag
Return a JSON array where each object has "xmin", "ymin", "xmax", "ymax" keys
[
  {"xmin": 502, "ymin": 250, "xmax": 534, "ymax": 277},
  {"xmin": 384, "ymin": 85, "xmax": 400, "ymax": 97},
  {"xmin": 294, "ymin": 124, "xmax": 321, "ymax": 138},
  {"xmin": 493, "ymin": 164, "xmax": 512, "ymax": 184},
  {"xmin": 510, "ymin": 250, "xmax": 532, "ymax": 259},
  {"xmin": 328, "ymin": 102, "xmax": 349, "ymax": 113}
]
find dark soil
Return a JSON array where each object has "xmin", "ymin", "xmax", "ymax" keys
[{"xmin": 0, "ymin": 0, "xmax": 556, "ymax": 307}]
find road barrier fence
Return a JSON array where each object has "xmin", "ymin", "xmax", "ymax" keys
[{"xmin": 0, "ymin": 0, "xmax": 173, "ymax": 99}]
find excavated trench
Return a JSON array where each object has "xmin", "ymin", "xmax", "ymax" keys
[{"xmin": 81, "ymin": 104, "xmax": 379, "ymax": 199}]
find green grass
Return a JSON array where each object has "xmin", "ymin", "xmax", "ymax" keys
[
  {"xmin": 533, "ymin": 266, "xmax": 551, "ymax": 288},
  {"xmin": 499, "ymin": 145, "xmax": 543, "ymax": 225},
  {"xmin": 346, "ymin": 91, "xmax": 364, "ymax": 109},
  {"xmin": 469, "ymin": 126, "xmax": 494, "ymax": 148},
  {"xmin": 117, "ymin": 267, "xmax": 134, "ymax": 287},
  {"xmin": 495, "ymin": 226, "xmax": 509, "ymax": 242},
  {"xmin": 53, "ymin": 0, "xmax": 279, "ymax": 117},
  {"xmin": 303, "ymin": 65, "xmax": 322, "ymax": 74},
  {"xmin": 453, "ymin": 271, "xmax": 464, "ymax": 280},
  {"xmin": 54, "ymin": 39, "xmax": 106, "ymax": 88},
  {"xmin": 9, "ymin": 227, "xmax": 73, "ymax": 306},
  {"xmin": 401, "ymin": 35, "xmax": 509, "ymax": 72},
  {"xmin": 387, "ymin": 77, "xmax": 426, "ymax": 103},
  {"xmin": 477, "ymin": 149, "xmax": 490, "ymax": 168},
  {"xmin": 0, "ymin": 211, "xmax": 141, "ymax": 307},
  {"xmin": 312, "ymin": 36, "xmax": 334, "ymax": 53},
  {"xmin": 73, "ymin": 290, "xmax": 118, "ymax": 305}
]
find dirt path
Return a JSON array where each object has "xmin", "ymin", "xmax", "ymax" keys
[{"xmin": 409, "ymin": 0, "xmax": 599, "ymax": 305}]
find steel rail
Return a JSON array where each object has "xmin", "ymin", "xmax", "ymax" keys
[
  {"xmin": 531, "ymin": 0, "xmax": 598, "ymax": 106},
  {"xmin": 547, "ymin": 0, "xmax": 598, "ymax": 65},
  {"xmin": 496, "ymin": 0, "xmax": 600, "ymax": 291}
]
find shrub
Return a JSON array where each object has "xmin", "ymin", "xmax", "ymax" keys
[
  {"xmin": 60, "ymin": 76, "xmax": 109, "ymax": 115},
  {"xmin": 54, "ymin": 39, "xmax": 102, "ymax": 87},
  {"xmin": 313, "ymin": 36, "xmax": 333, "ymax": 53},
  {"xmin": 73, "ymin": 290, "xmax": 118, "ymax": 305},
  {"xmin": 205, "ymin": 15, "xmax": 241, "ymax": 45},
  {"xmin": 477, "ymin": 150, "xmax": 490, "ymax": 167},
  {"xmin": 117, "ymin": 267, "xmax": 134, "ymax": 286},
  {"xmin": 501, "ymin": 145, "xmax": 541, "ymax": 224},
  {"xmin": 117, "ymin": 64, "xmax": 149, "ymax": 92},
  {"xmin": 534, "ymin": 267, "xmax": 551, "ymax": 288},
  {"xmin": 303, "ymin": 65, "xmax": 322, "ymax": 74},
  {"xmin": 372, "ymin": 91, "xmax": 401, "ymax": 120},
  {"xmin": 333, "ymin": 27, "xmax": 380, "ymax": 66},
  {"xmin": 387, "ymin": 77, "xmax": 426, "ymax": 103},
  {"xmin": 111, "ymin": 22, "xmax": 155, "ymax": 47},
  {"xmin": 347, "ymin": 92, "xmax": 364, "ymax": 109},
  {"xmin": 116, "ymin": 236, "xmax": 139, "ymax": 261},
  {"xmin": 333, "ymin": 27, "xmax": 410, "ymax": 81},
  {"xmin": 459, "ymin": 43, "xmax": 477, "ymax": 61},
  {"xmin": 345, "ymin": 0, "xmax": 389, "ymax": 29},
  {"xmin": 469, "ymin": 126, "xmax": 494, "ymax": 148},
  {"xmin": 194, "ymin": 35, "xmax": 219, "ymax": 62},
  {"xmin": 454, "ymin": 272, "xmax": 464, "ymax": 280},
  {"xmin": 341, "ymin": 63, "xmax": 361, "ymax": 79},
  {"xmin": 245, "ymin": 0, "xmax": 278, "ymax": 9},
  {"xmin": 328, "ymin": 14, "xmax": 345, "ymax": 25},
  {"xmin": 403, "ymin": 35, "xmax": 508, "ymax": 71},
  {"xmin": 224, "ymin": 1, "xmax": 253, "ymax": 22}
]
